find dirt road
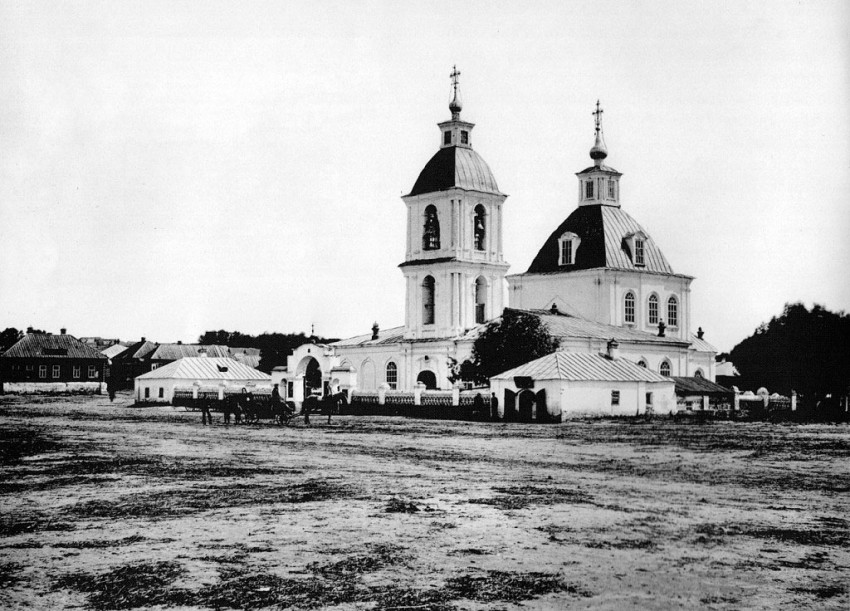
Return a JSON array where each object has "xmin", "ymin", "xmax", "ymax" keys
[{"xmin": 1, "ymin": 394, "xmax": 848, "ymax": 610}]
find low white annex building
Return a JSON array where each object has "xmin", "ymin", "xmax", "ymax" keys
[
  {"xmin": 277, "ymin": 71, "xmax": 717, "ymax": 403},
  {"xmin": 135, "ymin": 357, "xmax": 271, "ymax": 404},
  {"xmin": 490, "ymin": 341, "xmax": 677, "ymax": 421}
]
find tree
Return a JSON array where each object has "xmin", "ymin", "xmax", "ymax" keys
[
  {"xmin": 460, "ymin": 309, "xmax": 560, "ymax": 385},
  {"xmin": 729, "ymin": 303, "xmax": 850, "ymax": 400},
  {"xmin": 197, "ymin": 329, "xmax": 338, "ymax": 373},
  {"xmin": 0, "ymin": 327, "xmax": 22, "ymax": 352}
]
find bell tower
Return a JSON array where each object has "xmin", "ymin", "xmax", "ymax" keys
[{"xmin": 400, "ymin": 67, "xmax": 509, "ymax": 340}]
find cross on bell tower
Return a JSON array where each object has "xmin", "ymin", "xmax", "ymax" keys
[
  {"xmin": 589, "ymin": 99, "xmax": 608, "ymax": 166},
  {"xmin": 449, "ymin": 65, "xmax": 462, "ymax": 120},
  {"xmin": 593, "ymin": 100, "xmax": 604, "ymax": 135}
]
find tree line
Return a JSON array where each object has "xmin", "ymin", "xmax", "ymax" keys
[{"xmin": 197, "ymin": 330, "xmax": 338, "ymax": 373}]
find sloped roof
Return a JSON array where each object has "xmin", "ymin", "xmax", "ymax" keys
[
  {"xmin": 524, "ymin": 205, "xmax": 676, "ymax": 275},
  {"xmin": 147, "ymin": 344, "xmax": 230, "ymax": 361},
  {"xmin": 492, "ymin": 351, "xmax": 672, "ymax": 383},
  {"xmin": 136, "ymin": 357, "xmax": 271, "ymax": 381},
  {"xmin": 689, "ymin": 334, "xmax": 717, "ymax": 353},
  {"xmin": 408, "ymin": 146, "xmax": 502, "ymax": 196},
  {"xmin": 230, "ymin": 353, "xmax": 261, "ymax": 369},
  {"xmin": 1, "ymin": 333, "xmax": 106, "ymax": 360},
  {"xmin": 671, "ymin": 376, "xmax": 732, "ymax": 395},
  {"xmin": 113, "ymin": 340, "xmax": 158, "ymax": 361},
  {"xmin": 101, "ymin": 344, "xmax": 129, "ymax": 359},
  {"xmin": 464, "ymin": 309, "xmax": 691, "ymax": 347},
  {"xmin": 228, "ymin": 347, "xmax": 261, "ymax": 357}
]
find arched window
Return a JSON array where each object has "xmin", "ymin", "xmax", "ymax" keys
[
  {"xmin": 422, "ymin": 276, "xmax": 435, "ymax": 325},
  {"xmin": 474, "ymin": 276, "xmax": 487, "ymax": 324},
  {"xmin": 423, "ymin": 205, "xmax": 440, "ymax": 250},
  {"xmin": 648, "ymin": 294, "xmax": 659, "ymax": 325},
  {"xmin": 385, "ymin": 362, "xmax": 398, "ymax": 389},
  {"xmin": 473, "ymin": 205, "xmax": 486, "ymax": 251},
  {"xmin": 637, "ymin": 360, "xmax": 647, "ymax": 368},
  {"xmin": 624, "ymin": 291, "xmax": 636, "ymax": 324},
  {"xmin": 667, "ymin": 296, "xmax": 679, "ymax": 327},
  {"xmin": 694, "ymin": 369, "xmax": 704, "ymax": 379},
  {"xmin": 660, "ymin": 361, "xmax": 671, "ymax": 377}
]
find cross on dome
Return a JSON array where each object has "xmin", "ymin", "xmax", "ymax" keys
[
  {"xmin": 449, "ymin": 65, "xmax": 463, "ymax": 118},
  {"xmin": 590, "ymin": 99, "xmax": 608, "ymax": 164}
]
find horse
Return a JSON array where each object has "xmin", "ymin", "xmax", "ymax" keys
[{"xmin": 302, "ymin": 392, "xmax": 348, "ymax": 425}]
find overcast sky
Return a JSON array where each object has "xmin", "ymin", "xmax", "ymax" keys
[{"xmin": 1, "ymin": 0, "xmax": 848, "ymax": 353}]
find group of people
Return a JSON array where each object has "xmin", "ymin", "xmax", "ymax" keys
[{"xmin": 198, "ymin": 383, "xmax": 294, "ymax": 426}]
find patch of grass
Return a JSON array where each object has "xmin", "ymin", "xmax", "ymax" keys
[
  {"xmin": 0, "ymin": 515, "xmax": 75, "ymax": 537},
  {"xmin": 444, "ymin": 570, "xmax": 590, "ymax": 602},
  {"xmin": 385, "ymin": 497, "xmax": 427, "ymax": 513},
  {"xmin": 309, "ymin": 544, "xmax": 407, "ymax": 577},
  {"xmin": 0, "ymin": 562, "xmax": 25, "ymax": 588},
  {"xmin": 68, "ymin": 479, "xmax": 351, "ymax": 520},
  {"xmin": 470, "ymin": 485, "xmax": 592, "ymax": 510},
  {"xmin": 0, "ymin": 427, "xmax": 63, "ymax": 462},
  {"xmin": 53, "ymin": 534, "xmax": 147, "ymax": 549},
  {"xmin": 790, "ymin": 583, "xmax": 847, "ymax": 599},
  {"xmin": 54, "ymin": 560, "xmax": 182, "ymax": 610},
  {"xmin": 584, "ymin": 538, "xmax": 658, "ymax": 550},
  {"xmin": 694, "ymin": 522, "xmax": 850, "ymax": 547}
]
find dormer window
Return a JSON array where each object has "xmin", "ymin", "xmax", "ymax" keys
[
  {"xmin": 460, "ymin": 130, "xmax": 468, "ymax": 144},
  {"xmin": 443, "ymin": 131, "xmax": 451, "ymax": 145},
  {"xmin": 625, "ymin": 231, "xmax": 648, "ymax": 267},
  {"xmin": 558, "ymin": 232, "xmax": 581, "ymax": 266},
  {"xmin": 585, "ymin": 180, "xmax": 594, "ymax": 199}
]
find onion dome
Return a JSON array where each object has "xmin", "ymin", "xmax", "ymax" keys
[{"xmin": 590, "ymin": 132, "xmax": 608, "ymax": 162}]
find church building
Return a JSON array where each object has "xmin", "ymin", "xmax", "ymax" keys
[{"xmin": 276, "ymin": 70, "xmax": 716, "ymax": 401}]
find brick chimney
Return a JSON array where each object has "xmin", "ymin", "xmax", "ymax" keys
[{"xmin": 60, "ymin": 328, "xmax": 66, "ymax": 335}]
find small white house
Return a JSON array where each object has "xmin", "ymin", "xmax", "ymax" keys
[
  {"xmin": 134, "ymin": 357, "xmax": 271, "ymax": 404},
  {"xmin": 490, "ymin": 341, "xmax": 676, "ymax": 421}
]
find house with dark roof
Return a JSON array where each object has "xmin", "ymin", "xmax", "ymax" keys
[{"xmin": 0, "ymin": 330, "xmax": 107, "ymax": 394}]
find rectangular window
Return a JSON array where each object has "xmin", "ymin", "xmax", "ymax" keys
[
  {"xmin": 158, "ymin": 388, "xmax": 164, "ymax": 398},
  {"xmin": 26, "ymin": 365, "xmax": 33, "ymax": 372},
  {"xmin": 646, "ymin": 392, "xmax": 653, "ymax": 406},
  {"xmin": 608, "ymin": 179, "xmax": 615, "ymax": 198},
  {"xmin": 460, "ymin": 130, "xmax": 468, "ymax": 144},
  {"xmin": 635, "ymin": 239, "xmax": 645, "ymax": 266},
  {"xmin": 145, "ymin": 387, "xmax": 150, "ymax": 399},
  {"xmin": 585, "ymin": 180, "xmax": 594, "ymax": 199},
  {"xmin": 73, "ymin": 366, "xmax": 81, "ymax": 379},
  {"xmin": 39, "ymin": 365, "xmax": 47, "ymax": 379},
  {"xmin": 287, "ymin": 381, "xmax": 294, "ymax": 398},
  {"xmin": 443, "ymin": 131, "xmax": 451, "ymax": 145},
  {"xmin": 611, "ymin": 390, "xmax": 620, "ymax": 406},
  {"xmin": 52, "ymin": 365, "xmax": 61, "ymax": 379},
  {"xmin": 475, "ymin": 303, "xmax": 485, "ymax": 324},
  {"xmin": 88, "ymin": 365, "xmax": 97, "ymax": 379},
  {"xmin": 560, "ymin": 240, "xmax": 573, "ymax": 265}
]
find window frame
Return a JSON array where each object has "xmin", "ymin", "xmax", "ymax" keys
[
  {"xmin": 473, "ymin": 205, "xmax": 486, "ymax": 251},
  {"xmin": 52, "ymin": 364, "xmax": 61, "ymax": 379},
  {"xmin": 667, "ymin": 296, "xmax": 679, "ymax": 327},
  {"xmin": 624, "ymin": 291, "xmax": 636, "ymax": 324},
  {"xmin": 585, "ymin": 180, "xmax": 594, "ymax": 199},
  {"xmin": 460, "ymin": 130, "xmax": 468, "ymax": 144},
  {"xmin": 423, "ymin": 205, "xmax": 440, "ymax": 251},
  {"xmin": 635, "ymin": 239, "xmax": 645, "ymax": 266},
  {"xmin": 39, "ymin": 365, "xmax": 47, "ymax": 379},
  {"xmin": 443, "ymin": 131, "xmax": 451, "ymax": 145},
  {"xmin": 88, "ymin": 365, "xmax": 97, "ymax": 379},
  {"xmin": 660, "ymin": 361, "xmax": 671, "ymax": 376},
  {"xmin": 608, "ymin": 179, "xmax": 616, "ymax": 199},
  {"xmin": 73, "ymin": 366, "xmax": 81, "ymax": 379},
  {"xmin": 385, "ymin": 362, "xmax": 398, "ymax": 390},
  {"xmin": 422, "ymin": 275, "xmax": 435, "ymax": 325},
  {"xmin": 648, "ymin": 294, "xmax": 659, "ymax": 325},
  {"xmin": 611, "ymin": 390, "xmax": 620, "ymax": 406}
]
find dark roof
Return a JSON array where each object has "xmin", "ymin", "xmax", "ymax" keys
[
  {"xmin": 524, "ymin": 205, "xmax": 675, "ymax": 275},
  {"xmin": 1, "ymin": 333, "xmax": 107, "ymax": 360},
  {"xmin": 113, "ymin": 340, "xmax": 158, "ymax": 361},
  {"xmin": 671, "ymin": 376, "xmax": 732, "ymax": 395},
  {"xmin": 577, "ymin": 164, "xmax": 621, "ymax": 175},
  {"xmin": 147, "ymin": 344, "xmax": 230, "ymax": 361},
  {"xmin": 408, "ymin": 146, "xmax": 502, "ymax": 196}
]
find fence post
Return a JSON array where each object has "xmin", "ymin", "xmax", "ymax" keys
[
  {"xmin": 732, "ymin": 386, "xmax": 740, "ymax": 411},
  {"xmin": 452, "ymin": 383, "xmax": 460, "ymax": 407},
  {"xmin": 791, "ymin": 390, "xmax": 797, "ymax": 411},
  {"xmin": 378, "ymin": 383, "xmax": 388, "ymax": 405},
  {"xmin": 192, "ymin": 381, "xmax": 199, "ymax": 401},
  {"xmin": 414, "ymin": 382, "xmax": 424, "ymax": 406},
  {"xmin": 218, "ymin": 383, "xmax": 226, "ymax": 402}
]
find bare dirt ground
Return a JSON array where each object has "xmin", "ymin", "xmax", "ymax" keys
[{"xmin": 1, "ymin": 393, "xmax": 848, "ymax": 610}]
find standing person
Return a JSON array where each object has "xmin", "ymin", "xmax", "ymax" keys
[
  {"xmin": 223, "ymin": 392, "xmax": 236, "ymax": 425},
  {"xmin": 201, "ymin": 398, "xmax": 213, "ymax": 426},
  {"xmin": 271, "ymin": 384, "xmax": 283, "ymax": 425},
  {"xmin": 302, "ymin": 393, "xmax": 313, "ymax": 426}
]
